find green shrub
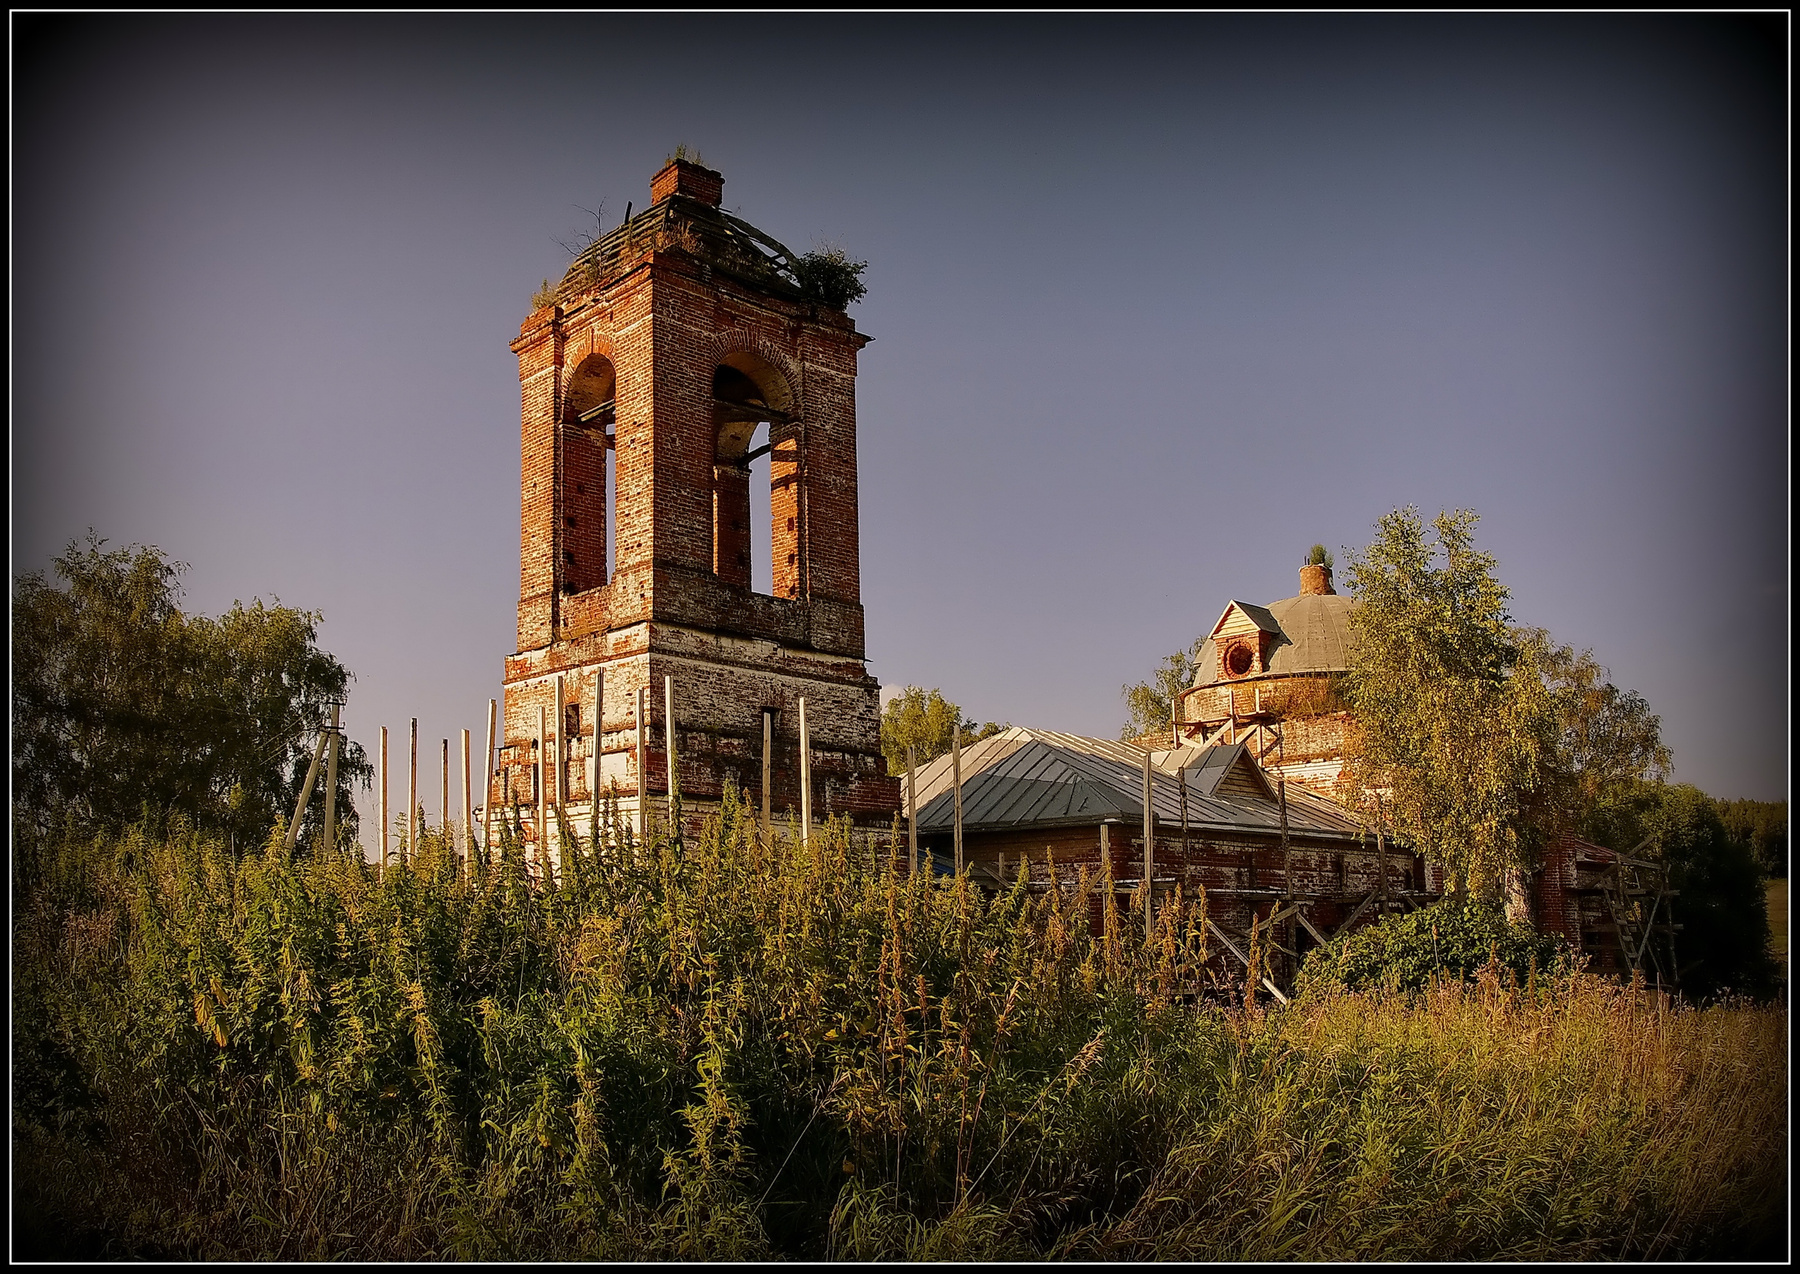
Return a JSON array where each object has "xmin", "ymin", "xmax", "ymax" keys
[
  {"xmin": 1297, "ymin": 897, "xmax": 1569, "ymax": 997},
  {"xmin": 793, "ymin": 248, "xmax": 867, "ymax": 310}
]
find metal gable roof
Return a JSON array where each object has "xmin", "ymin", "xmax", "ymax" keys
[
  {"xmin": 907, "ymin": 727, "xmax": 1364, "ymax": 840},
  {"xmin": 1209, "ymin": 600, "xmax": 1284, "ymax": 639}
]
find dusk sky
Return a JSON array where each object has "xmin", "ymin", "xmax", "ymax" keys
[{"xmin": 13, "ymin": 15, "xmax": 1787, "ymax": 832}]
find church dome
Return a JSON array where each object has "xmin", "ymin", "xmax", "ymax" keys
[{"xmin": 1192, "ymin": 567, "xmax": 1354, "ymax": 689}]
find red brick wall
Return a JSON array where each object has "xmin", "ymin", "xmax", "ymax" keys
[
  {"xmin": 561, "ymin": 423, "xmax": 607, "ymax": 593},
  {"xmin": 712, "ymin": 464, "xmax": 751, "ymax": 586}
]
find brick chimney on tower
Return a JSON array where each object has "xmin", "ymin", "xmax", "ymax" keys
[
  {"xmin": 650, "ymin": 158, "xmax": 724, "ymax": 206},
  {"xmin": 1299, "ymin": 563, "xmax": 1335, "ymax": 596}
]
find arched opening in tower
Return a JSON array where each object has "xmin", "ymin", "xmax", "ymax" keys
[
  {"xmin": 562, "ymin": 353, "xmax": 616, "ymax": 592},
  {"xmin": 712, "ymin": 356, "xmax": 794, "ymax": 597}
]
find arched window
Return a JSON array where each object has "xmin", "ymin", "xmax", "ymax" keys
[
  {"xmin": 562, "ymin": 354, "xmax": 616, "ymax": 592},
  {"xmin": 712, "ymin": 354, "xmax": 793, "ymax": 596}
]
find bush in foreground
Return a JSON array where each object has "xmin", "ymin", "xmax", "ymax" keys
[
  {"xmin": 1296, "ymin": 896, "xmax": 1569, "ymax": 998},
  {"xmin": 13, "ymin": 802, "xmax": 1786, "ymax": 1260}
]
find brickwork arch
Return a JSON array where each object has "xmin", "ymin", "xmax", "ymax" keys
[
  {"xmin": 557, "ymin": 343, "xmax": 619, "ymax": 594},
  {"xmin": 563, "ymin": 352, "xmax": 617, "ymax": 422},
  {"xmin": 703, "ymin": 333, "xmax": 801, "ymax": 417}
]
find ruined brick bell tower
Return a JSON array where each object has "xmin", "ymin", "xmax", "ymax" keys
[{"xmin": 497, "ymin": 158, "xmax": 898, "ymax": 840}]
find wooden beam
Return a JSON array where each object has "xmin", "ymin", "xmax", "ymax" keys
[
  {"xmin": 1330, "ymin": 891, "xmax": 1379, "ymax": 941},
  {"xmin": 1294, "ymin": 908, "xmax": 1331, "ymax": 948},
  {"xmin": 1205, "ymin": 924, "xmax": 1291, "ymax": 1005}
]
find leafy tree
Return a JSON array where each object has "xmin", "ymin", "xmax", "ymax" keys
[
  {"xmin": 12, "ymin": 535, "xmax": 369, "ymax": 850},
  {"xmin": 879, "ymin": 686, "xmax": 1004, "ymax": 776},
  {"xmin": 1522, "ymin": 631, "xmax": 1672, "ymax": 836},
  {"xmin": 1582, "ymin": 781, "xmax": 1778, "ymax": 999},
  {"xmin": 1712, "ymin": 798, "xmax": 1787, "ymax": 879},
  {"xmin": 1340, "ymin": 508, "xmax": 1555, "ymax": 897},
  {"xmin": 1304, "ymin": 543, "xmax": 1334, "ymax": 569},
  {"xmin": 1119, "ymin": 644, "xmax": 1200, "ymax": 742}
]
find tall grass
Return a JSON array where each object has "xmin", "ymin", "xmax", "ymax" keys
[{"xmin": 13, "ymin": 794, "xmax": 1786, "ymax": 1259}]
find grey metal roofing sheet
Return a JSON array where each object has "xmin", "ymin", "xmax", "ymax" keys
[
  {"xmin": 1264, "ymin": 594, "xmax": 1353, "ymax": 675},
  {"xmin": 911, "ymin": 727, "xmax": 1364, "ymax": 840}
]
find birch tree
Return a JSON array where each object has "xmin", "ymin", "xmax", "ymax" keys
[{"xmin": 1340, "ymin": 508, "xmax": 1554, "ymax": 896}]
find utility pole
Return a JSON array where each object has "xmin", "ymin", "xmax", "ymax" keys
[
  {"xmin": 285, "ymin": 727, "xmax": 328, "ymax": 854},
  {"xmin": 322, "ymin": 703, "xmax": 340, "ymax": 854}
]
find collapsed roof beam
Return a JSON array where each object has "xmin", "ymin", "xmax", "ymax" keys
[{"xmin": 714, "ymin": 397, "xmax": 790, "ymax": 425}]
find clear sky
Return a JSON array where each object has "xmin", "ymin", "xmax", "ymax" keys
[{"xmin": 13, "ymin": 15, "xmax": 1788, "ymax": 831}]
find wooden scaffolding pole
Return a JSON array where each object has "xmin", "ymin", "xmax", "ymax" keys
[
  {"xmin": 1142, "ymin": 746, "xmax": 1154, "ymax": 941},
  {"xmin": 907, "ymin": 744, "xmax": 918, "ymax": 866},
  {"xmin": 761, "ymin": 708, "xmax": 773, "ymax": 838},
  {"xmin": 536, "ymin": 704, "xmax": 547, "ymax": 877},
  {"xmin": 798, "ymin": 697, "xmax": 811, "ymax": 846},
  {"xmin": 952, "ymin": 733, "xmax": 963, "ymax": 875},
  {"xmin": 635, "ymin": 685, "xmax": 648, "ymax": 842},
  {"xmin": 460, "ymin": 729, "xmax": 471, "ymax": 864},
  {"xmin": 664, "ymin": 675, "xmax": 678, "ymax": 836},
  {"xmin": 379, "ymin": 724, "xmax": 389, "ymax": 873},
  {"xmin": 481, "ymin": 699, "xmax": 496, "ymax": 858},
  {"xmin": 408, "ymin": 717, "xmax": 418, "ymax": 864}
]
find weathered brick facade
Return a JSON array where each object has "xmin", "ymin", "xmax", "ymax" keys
[{"xmin": 496, "ymin": 160, "xmax": 899, "ymax": 843}]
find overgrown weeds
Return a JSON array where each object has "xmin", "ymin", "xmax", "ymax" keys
[{"xmin": 12, "ymin": 798, "xmax": 1786, "ymax": 1259}]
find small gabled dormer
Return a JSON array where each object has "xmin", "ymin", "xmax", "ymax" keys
[
  {"xmin": 1169, "ymin": 739, "xmax": 1281, "ymax": 802},
  {"xmin": 1207, "ymin": 600, "xmax": 1286, "ymax": 681}
]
